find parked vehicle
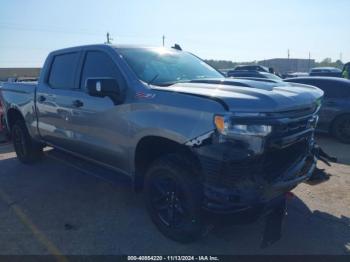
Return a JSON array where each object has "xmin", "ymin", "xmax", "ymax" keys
[
  {"xmin": 282, "ymin": 72, "xmax": 309, "ymax": 79},
  {"xmin": 285, "ymin": 77, "xmax": 350, "ymax": 143},
  {"xmin": 233, "ymin": 65, "xmax": 269, "ymax": 72},
  {"xmin": 342, "ymin": 62, "xmax": 349, "ymax": 79},
  {"xmin": 0, "ymin": 44, "xmax": 324, "ymax": 243},
  {"xmin": 0, "ymin": 98, "xmax": 7, "ymax": 142},
  {"xmin": 309, "ymin": 67, "xmax": 343, "ymax": 77},
  {"xmin": 227, "ymin": 70, "xmax": 282, "ymax": 81}
]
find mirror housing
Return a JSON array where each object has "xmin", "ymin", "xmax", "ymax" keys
[{"xmin": 86, "ymin": 78, "xmax": 122, "ymax": 103}]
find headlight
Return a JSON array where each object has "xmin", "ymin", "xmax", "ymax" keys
[{"xmin": 214, "ymin": 115, "xmax": 272, "ymax": 137}]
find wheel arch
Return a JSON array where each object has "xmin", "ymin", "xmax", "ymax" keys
[
  {"xmin": 6, "ymin": 107, "xmax": 25, "ymax": 132},
  {"xmin": 133, "ymin": 135, "xmax": 201, "ymax": 192},
  {"xmin": 330, "ymin": 112, "xmax": 350, "ymax": 133}
]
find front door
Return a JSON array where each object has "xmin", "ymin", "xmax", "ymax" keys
[{"xmin": 66, "ymin": 50, "xmax": 130, "ymax": 172}]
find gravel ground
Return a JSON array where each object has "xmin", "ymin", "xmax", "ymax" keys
[{"xmin": 0, "ymin": 135, "xmax": 349, "ymax": 255}]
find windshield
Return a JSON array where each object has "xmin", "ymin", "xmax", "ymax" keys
[{"xmin": 117, "ymin": 47, "xmax": 224, "ymax": 86}]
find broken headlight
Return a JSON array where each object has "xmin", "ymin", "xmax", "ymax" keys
[
  {"xmin": 214, "ymin": 115, "xmax": 272, "ymax": 137},
  {"xmin": 214, "ymin": 115, "xmax": 272, "ymax": 154}
]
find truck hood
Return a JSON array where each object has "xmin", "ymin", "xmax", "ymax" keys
[{"xmin": 152, "ymin": 79, "xmax": 324, "ymax": 113}]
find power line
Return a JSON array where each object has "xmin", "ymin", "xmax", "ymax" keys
[
  {"xmin": 0, "ymin": 46, "xmax": 51, "ymax": 51},
  {"xmin": 0, "ymin": 23, "xmax": 160, "ymax": 40},
  {"xmin": 0, "ymin": 25, "xmax": 102, "ymax": 36}
]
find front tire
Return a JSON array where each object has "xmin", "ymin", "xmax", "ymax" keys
[
  {"xmin": 12, "ymin": 120, "xmax": 43, "ymax": 164},
  {"xmin": 332, "ymin": 115, "xmax": 350, "ymax": 144},
  {"xmin": 144, "ymin": 154, "xmax": 204, "ymax": 243}
]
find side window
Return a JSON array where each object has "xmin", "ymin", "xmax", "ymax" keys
[
  {"xmin": 48, "ymin": 52, "xmax": 80, "ymax": 89},
  {"xmin": 80, "ymin": 51, "xmax": 120, "ymax": 89}
]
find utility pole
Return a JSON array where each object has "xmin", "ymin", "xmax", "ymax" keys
[
  {"xmin": 308, "ymin": 51, "xmax": 311, "ymax": 71},
  {"xmin": 287, "ymin": 49, "xmax": 290, "ymax": 72},
  {"xmin": 340, "ymin": 52, "xmax": 343, "ymax": 62},
  {"xmin": 105, "ymin": 32, "xmax": 113, "ymax": 44},
  {"xmin": 162, "ymin": 35, "xmax": 165, "ymax": 47}
]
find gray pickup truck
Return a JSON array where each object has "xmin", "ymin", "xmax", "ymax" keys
[{"xmin": 0, "ymin": 44, "xmax": 323, "ymax": 243}]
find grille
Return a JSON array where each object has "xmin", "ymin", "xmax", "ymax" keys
[
  {"xmin": 262, "ymin": 140, "xmax": 308, "ymax": 182},
  {"xmin": 202, "ymin": 139, "xmax": 309, "ymax": 189},
  {"xmin": 201, "ymin": 112, "xmax": 316, "ymax": 190},
  {"xmin": 265, "ymin": 106, "xmax": 317, "ymax": 118},
  {"xmin": 274, "ymin": 119, "xmax": 309, "ymax": 136}
]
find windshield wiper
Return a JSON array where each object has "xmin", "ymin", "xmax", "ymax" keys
[
  {"xmin": 155, "ymin": 79, "xmax": 193, "ymax": 87},
  {"xmin": 147, "ymin": 74, "xmax": 159, "ymax": 86},
  {"xmin": 148, "ymin": 78, "xmax": 194, "ymax": 87}
]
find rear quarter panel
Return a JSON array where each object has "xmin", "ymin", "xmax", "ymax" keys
[{"xmin": 0, "ymin": 82, "xmax": 39, "ymax": 138}]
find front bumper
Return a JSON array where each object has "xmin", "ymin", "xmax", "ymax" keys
[
  {"xmin": 192, "ymin": 125, "xmax": 318, "ymax": 216},
  {"xmin": 202, "ymin": 154, "xmax": 316, "ymax": 215}
]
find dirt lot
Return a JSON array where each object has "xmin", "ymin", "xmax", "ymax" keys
[{"xmin": 0, "ymin": 135, "xmax": 349, "ymax": 255}]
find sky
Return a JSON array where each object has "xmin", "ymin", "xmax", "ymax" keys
[{"xmin": 0, "ymin": 0, "xmax": 349, "ymax": 67}]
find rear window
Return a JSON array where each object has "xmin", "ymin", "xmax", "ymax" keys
[
  {"xmin": 229, "ymin": 71, "xmax": 257, "ymax": 77},
  {"xmin": 48, "ymin": 52, "xmax": 80, "ymax": 89}
]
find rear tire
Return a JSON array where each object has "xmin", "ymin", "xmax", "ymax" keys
[
  {"xmin": 332, "ymin": 115, "xmax": 350, "ymax": 144},
  {"xmin": 144, "ymin": 154, "xmax": 204, "ymax": 243},
  {"xmin": 11, "ymin": 120, "xmax": 43, "ymax": 164}
]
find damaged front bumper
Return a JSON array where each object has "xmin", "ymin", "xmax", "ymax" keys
[
  {"xmin": 191, "ymin": 116, "xmax": 319, "ymax": 217},
  {"xmin": 202, "ymin": 153, "xmax": 316, "ymax": 215}
]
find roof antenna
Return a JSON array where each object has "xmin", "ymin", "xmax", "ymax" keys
[
  {"xmin": 172, "ymin": 44, "xmax": 182, "ymax": 51},
  {"xmin": 105, "ymin": 32, "xmax": 113, "ymax": 44}
]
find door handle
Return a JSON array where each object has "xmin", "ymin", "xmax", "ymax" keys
[
  {"xmin": 72, "ymin": 100, "xmax": 84, "ymax": 108},
  {"xmin": 38, "ymin": 95, "xmax": 46, "ymax": 102}
]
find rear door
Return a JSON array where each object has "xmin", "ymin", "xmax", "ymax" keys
[{"xmin": 36, "ymin": 51, "xmax": 82, "ymax": 149}]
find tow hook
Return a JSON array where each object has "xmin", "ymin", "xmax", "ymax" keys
[
  {"xmin": 306, "ymin": 144, "xmax": 336, "ymax": 185},
  {"xmin": 315, "ymin": 144, "xmax": 337, "ymax": 166}
]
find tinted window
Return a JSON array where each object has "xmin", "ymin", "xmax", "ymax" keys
[
  {"xmin": 80, "ymin": 51, "xmax": 120, "ymax": 89},
  {"xmin": 235, "ymin": 66, "xmax": 267, "ymax": 72},
  {"xmin": 246, "ymin": 72, "xmax": 262, "ymax": 78},
  {"xmin": 236, "ymin": 66, "xmax": 256, "ymax": 71},
  {"xmin": 249, "ymin": 72, "xmax": 260, "ymax": 77},
  {"xmin": 236, "ymin": 72, "xmax": 249, "ymax": 77},
  {"xmin": 311, "ymin": 69, "xmax": 324, "ymax": 73},
  {"xmin": 48, "ymin": 52, "xmax": 80, "ymax": 89}
]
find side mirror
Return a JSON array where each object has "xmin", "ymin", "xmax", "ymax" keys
[{"xmin": 86, "ymin": 78, "xmax": 122, "ymax": 103}]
